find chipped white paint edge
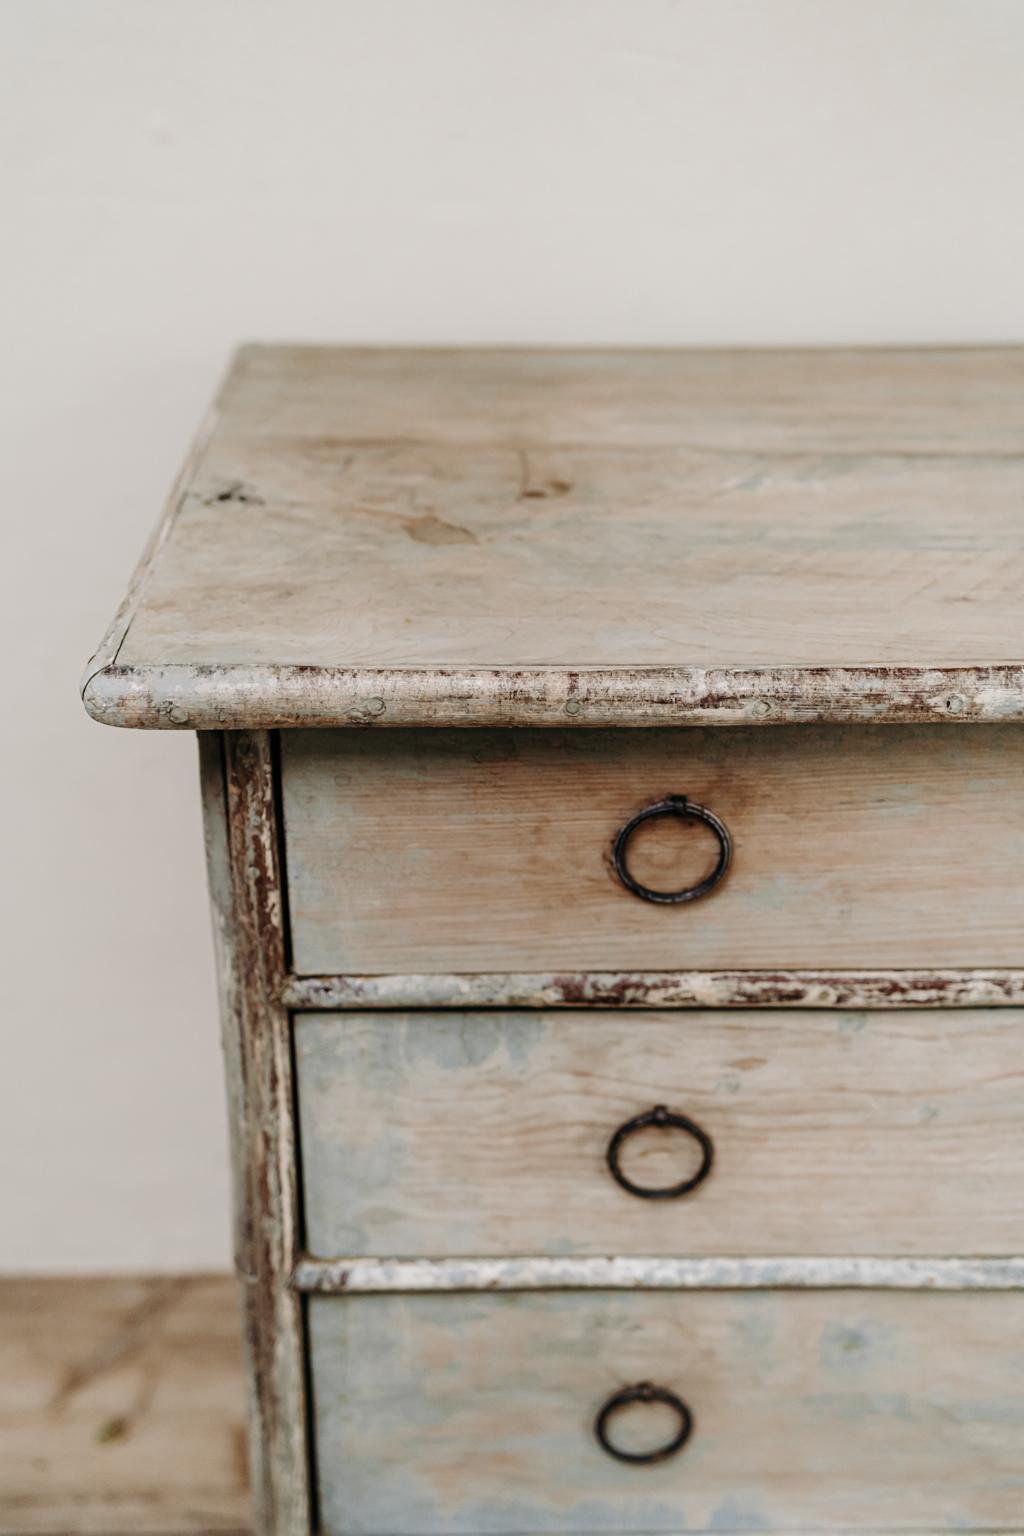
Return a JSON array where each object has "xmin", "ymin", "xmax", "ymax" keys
[
  {"xmin": 292, "ymin": 1255, "xmax": 1024, "ymax": 1295},
  {"xmin": 81, "ymin": 661, "xmax": 1024, "ymax": 730},
  {"xmin": 281, "ymin": 969, "xmax": 1024, "ymax": 1011}
]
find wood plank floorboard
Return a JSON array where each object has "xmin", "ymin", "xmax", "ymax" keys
[{"xmin": 0, "ymin": 1275, "xmax": 251, "ymax": 1534}]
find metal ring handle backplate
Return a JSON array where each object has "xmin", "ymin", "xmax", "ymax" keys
[
  {"xmin": 606, "ymin": 1104, "xmax": 714, "ymax": 1200},
  {"xmin": 595, "ymin": 1381, "xmax": 693, "ymax": 1465},
  {"xmin": 612, "ymin": 795, "xmax": 732, "ymax": 904}
]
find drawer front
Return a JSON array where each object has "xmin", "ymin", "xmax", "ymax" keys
[
  {"xmin": 296, "ymin": 1008, "xmax": 1024, "ymax": 1258},
  {"xmin": 308, "ymin": 1289, "xmax": 1024, "ymax": 1534},
  {"xmin": 281, "ymin": 725, "xmax": 1024, "ymax": 974}
]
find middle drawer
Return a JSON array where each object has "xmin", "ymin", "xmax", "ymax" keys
[{"xmin": 295, "ymin": 1008, "xmax": 1024, "ymax": 1258}]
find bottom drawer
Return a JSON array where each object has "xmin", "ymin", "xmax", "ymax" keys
[{"xmin": 308, "ymin": 1289, "xmax": 1024, "ymax": 1535}]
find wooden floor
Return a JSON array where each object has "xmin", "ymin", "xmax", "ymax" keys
[{"xmin": 0, "ymin": 1275, "xmax": 252, "ymax": 1535}]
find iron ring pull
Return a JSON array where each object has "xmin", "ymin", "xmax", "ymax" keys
[
  {"xmin": 594, "ymin": 1381, "xmax": 693, "ymax": 1465},
  {"xmin": 612, "ymin": 795, "xmax": 732, "ymax": 904},
  {"xmin": 606, "ymin": 1104, "xmax": 714, "ymax": 1200}
]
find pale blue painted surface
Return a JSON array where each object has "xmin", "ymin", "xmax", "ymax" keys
[{"xmin": 308, "ymin": 1290, "xmax": 1024, "ymax": 1535}]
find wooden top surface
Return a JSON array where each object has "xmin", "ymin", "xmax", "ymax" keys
[{"xmin": 83, "ymin": 346, "xmax": 1024, "ymax": 728}]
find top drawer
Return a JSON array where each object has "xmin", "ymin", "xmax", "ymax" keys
[{"xmin": 280, "ymin": 725, "xmax": 1023, "ymax": 975}]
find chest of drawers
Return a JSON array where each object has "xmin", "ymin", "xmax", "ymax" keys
[{"xmin": 84, "ymin": 346, "xmax": 1024, "ymax": 1536}]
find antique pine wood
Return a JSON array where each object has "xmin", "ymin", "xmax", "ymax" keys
[
  {"xmin": 199, "ymin": 733, "xmax": 310, "ymax": 1535},
  {"xmin": 84, "ymin": 347, "xmax": 1024, "ymax": 1536},
  {"xmin": 82, "ymin": 346, "xmax": 1024, "ymax": 730},
  {"xmin": 295, "ymin": 1008, "xmax": 1024, "ymax": 1259},
  {"xmin": 0, "ymin": 1276, "xmax": 249, "ymax": 1535},
  {"xmin": 282, "ymin": 724, "xmax": 1024, "ymax": 973},
  {"xmin": 307, "ymin": 1290, "xmax": 1024, "ymax": 1535}
]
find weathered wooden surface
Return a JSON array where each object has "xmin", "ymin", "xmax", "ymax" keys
[
  {"xmin": 296, "ymin": 1009, "xmax": 1024, "ymax": 1259},
  {"xmin": 199, "ymin": 736, "xmax": 249, "ymax": 1285},
  {"xmin": 283, "ymin": 967, "xmax": 1024, "ymax": 1009},
  {"xmin": 293, "ymin": 1254, "xmax": 1024, "ymax": 1294},
  {"xmin": 308, "ymin": 1289, "xmax": 1024, "ymax": 1534},
  {"xmin": 281, "ymin": 725, "xmax": 1024, "ymax": 972},
  {"xmin": 82, "ymin": 661, "xmax": 1024, "ymax": 730},
  {"xmin": 0, "ymin": 1275, "xmax": 250, "ymax": 1535},
  {"xmin": 207, "ymin": 732, "xmax": 310, "ymax": 1536},
  {"xmin": 82, "ymin": 346, "xmax": 1024, "ymax": 730}
]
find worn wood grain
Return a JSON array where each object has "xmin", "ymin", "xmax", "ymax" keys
[
  {"xmin": 198, "ymin": 736, "xmax": 248, "ymax": 1280},
  {"xmin": 308, "ymin": 1288, "xmax": 1024, "ymax": 1534},
  {"xmin": 292, "ymin": 1254, "xmax": 1024, "ymax": 1294},
  {"xmin": 80, "ymin": 343, "xmax": 1024, "ymax": 1535},
  {"xmin": 281, "ymin": 725, "xmax": 1024, "ymax": 972},
  {"xmin": 82, "ymin": 661, "xmax": 1024, "ymax": 731},
  {"xmin": 295, "ymin": 1009, "xmax": 1024, "ymax": 1260},
  {"xmin": 206, "ymin": 732, "xmax": 310, "ymax": 1536},
  {"xmin": 82, "ymin": 346, "xmax": 1024, "ymax": 730},
  {"xmin": 0, "ymin": 1275, "xmax": 250, "ymax": 1536},
  {"xmin": 283, "ymin": 967, "xmax": 1024, "ymax": 1010}
]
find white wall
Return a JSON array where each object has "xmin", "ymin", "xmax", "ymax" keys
[{"xmin": 3, "ymin": 0, "xmax": 1023, "ymax": 1272}]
